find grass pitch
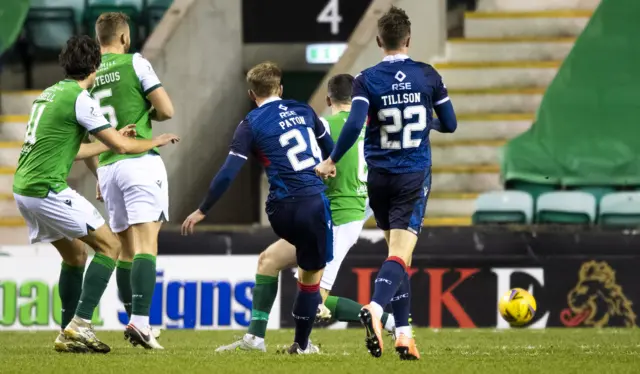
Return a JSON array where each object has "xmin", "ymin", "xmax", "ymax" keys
[{"xmin": 1, "ymin": 328, "xmax": 639, "ymax": 374}]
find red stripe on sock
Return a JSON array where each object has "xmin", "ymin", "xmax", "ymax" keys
[
  {"xmin": 297, "ymin": 282, "xmax": 320, "ymax": 293},
  {"xmin": 387, "ymin": 256, "xmax": 407, "ymax": 271}
]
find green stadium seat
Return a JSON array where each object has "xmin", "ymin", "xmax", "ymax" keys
[
  {"xmin": 506, "ymin": 180, "xmax": 558, "ymax": 202},
  {"xmin": 599, "ymin": 192, "xmax": 640, "ymax": 226},
  {"xmin": 25, "ymin": 6, "xmax": 78, "ymax": 51},
  {"xmin": 472, "ymin": 191, "xmax": 534, "ymax": 224},
  {"xmin": 536, "ymin": 191, "xmax": 596, "ymax": 224},
  {"xmin": 574, "ymin": 186, "xmax": 616, "ymax": 204}
]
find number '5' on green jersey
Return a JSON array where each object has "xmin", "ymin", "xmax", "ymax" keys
[
  {"xmin": 90, "ymin": 53, "xmax": 163, "ymax": 167},
  {"xmin": 13, "ymin": 81, "xmax": 112, "ymax": 197},
  {"xmin": 321, "ymin": 111, "xmax": 367, "ymax": 226}
]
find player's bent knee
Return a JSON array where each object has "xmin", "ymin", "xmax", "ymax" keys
[
  {"xmin": 84, "ymin": 224, "xmax": 122, "ymax": 260},
  {"xmin": 257, "ymin": 250, "xmax": 281, "ymax": 277}
]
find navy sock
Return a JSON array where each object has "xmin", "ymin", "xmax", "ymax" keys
[
  {"xmin": 292, "ymin": 282, "xmax": 321, "ymax": 350},
  {"xmin": 371, "ymin": 256, "xmax": 407, "ymax": 309},
  {"xmin": 390, "ymin": 271, "xmax": 411, "ymax": 327}
]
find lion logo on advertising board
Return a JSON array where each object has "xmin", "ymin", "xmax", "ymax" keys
[{"xmin": 560, "ymin": 261, "xmax": 636, "ymax": 327}]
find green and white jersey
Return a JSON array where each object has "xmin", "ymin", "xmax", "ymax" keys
[
  {"xmin": 321, "ymin": 111, "xmax": 368, "ymax": 226},
  {"xmin": 91, "ymin": 53, "xmax": 162, "ymax": 167},
  {"xmin": 13, "ymin": 80, "xmax": 112, "ymax": 197}
]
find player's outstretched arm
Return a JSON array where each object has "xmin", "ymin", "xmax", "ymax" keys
[
  {"xmin": 181, "ymin": 154, "xmax": 246, "ymax": 235},
  {"xmin": 75, "ymin": 125, "xmax": 138, "ymax": 160},
  {"xmin": 432, "ymin": 100, "xmax": 457, "ymax": 133},
  {"xmin": 94, "ymin": 127, "xmax": 179, "ymax": 155},
  {"xmin": 182, "ymin": 119, "xmax": 253, "ymax": 235}
]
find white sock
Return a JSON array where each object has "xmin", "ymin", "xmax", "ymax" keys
[
  {"xmin": 369, "ymin": 302, "xmax": 384, "ymax": 318},
  {"xmin": 396, "ymin": 326, "xmax": 413, "ymax": 338},
  {"xmin": 79, "ymin": 317, "xmax": 92, "ymax": 324},
  {"xmin": 130, "ymin": 314, "xmax": 149, "ymax": 328},
  {"xmin": 244, "ymin": 334, "xmax": 264, "ymax": 346},
  {"xmin": 384, "ymin": 314, "xmax": 396, "ymax": 332}
]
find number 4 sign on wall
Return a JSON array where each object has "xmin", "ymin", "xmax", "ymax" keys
[{"xmin": 317, "ymin": 0, "xmax": 343, "ymax": 35}]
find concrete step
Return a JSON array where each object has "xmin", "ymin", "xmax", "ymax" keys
[
  {"xmin": 0, "ymin": 115, "xmax": 28, "ymax": 142},
  {"xmin": 0, "ymin": 167, "xmax": 15, "ymax": 194},
  {"xmin": 434, "ymin": 61, "xmax": 560, "ymax": 90},
  {"xmin": 432, "ymin": 164, "xmax": 501, "ymax": 192},
  {"xmin": 1, "ymin": 91, "xmax": 40, "ymax": 115},
  {"xmin": 430, "ymin": 113, "xmax": 533, "ymax": 143},
  {"xmin": 432, "ymin": 140, "xmax": 505, "ymax": 166},
  {"xmin": 464, "ymin": 10, "xmax": 592, "ymax": 38},
  {"xmin": 449, "ymin": 88, "xmax": 543, "ymax": 114},
  {"xmin": 0, "ymin": 193, "xmax": 19, "ymax": 218},
  {"xmin": 445, "ymin": 37, "xmax": 575, "ymax": 62},
  {"xmin": 476, "ymin": 0, "xmax": 600, "ymax": 12},
  {"xmin": 428, "ymin": 192, "xmax": 478, "ymax": 217},
  {"xmin": 0, "ymin": 224, "xmax": 29, "ymax": 245},
  {"xmin": 0, "ymin": 142, "xmax": 22, "ymax": 167}
]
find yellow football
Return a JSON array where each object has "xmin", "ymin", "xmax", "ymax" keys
[{"xmin": 498, "ymin": 288, "xmax": 537, "ymax": 326}]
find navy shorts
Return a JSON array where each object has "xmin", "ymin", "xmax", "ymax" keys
[
  {"xmin": 367, "ymin": 168, "xmax": 431, "ymax": 235},
  {"xmin": 266, "ymin": 193, "xmax": 333, "ymax": 271}
]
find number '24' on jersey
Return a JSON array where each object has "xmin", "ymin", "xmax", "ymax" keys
[{"xmin": 229, "ymin": 99, "xmax": 331, "ymax": 202}]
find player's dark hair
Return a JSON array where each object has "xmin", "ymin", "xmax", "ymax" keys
[
  {"xmin": 377, "ymin": 6, "xmax": 411, "ymax": 50},
  {"xmin": 95, "ymin": 12, "xmax": 130, "ymax": 45},
  {"xmin": 59, "ymin": 35, "xmax": 102, "ymax": 80},
  {"xmin": 327, "ymin": 74, "xmax": 354, "ymax": 104},
  {"xmin": 246, "ymin": 61, "xmax": 282, "ymax": 97}
]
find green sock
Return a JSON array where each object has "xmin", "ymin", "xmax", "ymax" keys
[
  {"xmin": 75, "ymin": 253, "xmax": 115, "ymax": 320},
  {"xmin": 131, "ymin": 254, "xmax": 156, "ymax": 316},
  {"xmin": 59, "ymin": 262, "xmax": 85, "ymax": 329},
  {"xmin": 325, "ymin": 296, "xmax": 391, "ymax": 326},
  {"xmin": 247, "ymin": 274, "xmax": 278, "ymax": 338},
  {"xmin": 116, "ymin": 260, "xmax": 133, "ymax": 318}
]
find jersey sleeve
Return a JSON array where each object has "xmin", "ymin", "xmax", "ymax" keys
[
  {"xmin": 352, "ymin": 73, "xmax": 370, "ymax": 105},
  {"xmin": 229, "ymin": 120, "xmax": 253, "ymax": 159},
  {"xmin": 75, "ymin": 91, "xmax": 112, "ymax": 134},
  {"xmin": 133, "ymin": 53, "xmax": 162, "ymax": 96},
  {"xmin": 319, "ymin": 117, "xmax": 331, "ymax": 135},
  {"xmin": 432, "ymin": 69, "xmax": 450, "ymax": 106}
]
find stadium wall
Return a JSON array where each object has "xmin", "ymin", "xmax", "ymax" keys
[{"xmin": 141, "ymin": 0, "xmax": 257, "ymax": 224}]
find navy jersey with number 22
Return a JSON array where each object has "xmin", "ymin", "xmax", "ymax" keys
[
  {"xmin": 229, "ymin": 99, "xmax": 330, "ymax": 201},
  {"xmin": 353, "ymin": 55, "xmax": 449, "ymax": 174}
]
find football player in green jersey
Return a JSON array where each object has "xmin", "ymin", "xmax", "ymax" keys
[
  {"xmin": 12, "ymin": 35, "xmax": 179, "ymax": 353},
  {"xmin": 214, "ymin": 74, "xmax": 395, "ymax": 353},
  {"xmin": 91, "ymin": 12, "xmax": 175, "ymax": 349}
]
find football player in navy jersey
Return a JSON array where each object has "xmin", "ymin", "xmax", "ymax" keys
[
  {"xmin": 182, "ymin": 62, "xmax": 334, "ymax": 355},
  {"xmin": 316, "ymin": 6, "xmax": 458, "ymax": 360}
]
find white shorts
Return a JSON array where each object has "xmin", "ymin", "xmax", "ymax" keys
[
  {"xmin": 97, "ymin": 154, "xmax": 169, "ymax": 233},
  {"xmin": 14, "ymin": 188, "xmax": 106, "ymax": 244},
  {"xmin": 294, "ymin": 218, "xmax": 366, "ymax": 290}
]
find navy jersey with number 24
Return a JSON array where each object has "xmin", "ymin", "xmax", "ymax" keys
[
  {"xmin": 229, "ymin": 98, "xmax": 330, "ymax": 202},
  {"xmin": 353, "ymin": 55, "xmax": 449, "ymax": 174}
]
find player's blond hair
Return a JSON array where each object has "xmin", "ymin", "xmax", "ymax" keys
[
  {"xmin": 246, "ymin": 62, "xmax": 282, "ymax": 98},
  {"xmin": 95, "ymin": 12, "xmax": 130, "ymax": 45}
]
